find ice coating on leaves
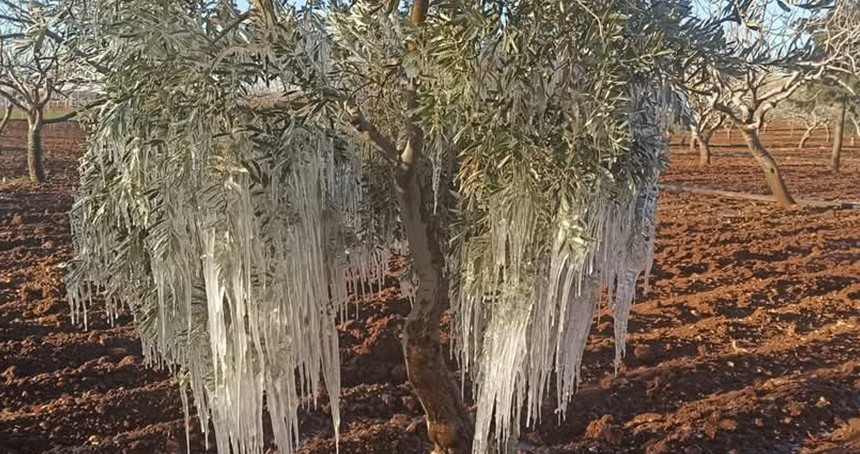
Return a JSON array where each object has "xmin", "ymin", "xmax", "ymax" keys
[
  {"xmin": 452, "ymin": 84, "xmax": 670, "ymax": 453},
  {"xmin": 66, "ymin": 115, "xmax": 399, "ymax": 453},
  {"xmin": 62, "ymin": 5, "xmax": 410, "ymax": 453}
]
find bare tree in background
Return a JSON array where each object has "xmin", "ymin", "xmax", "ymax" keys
[
  {"xmin": 0, "ymin": 104, "xmax": 11, "ymax": 155},
  {"xmin": 811, "ymin": 3, "xmax": 860, "ymax": 174},
  {"xmin": 689, "ymin": 93, "xmax": 726, "ymax": 165},
  {"xmin": 0, "ymin": 1, "xmax": 96, "ymax": 182},
  {"xmin": 692, "ymin": 1, "xmax": 860, "ymax": 207},
  {"xmin": 782, "ymin": 86, "xmax": 834, "ymax": 150}
]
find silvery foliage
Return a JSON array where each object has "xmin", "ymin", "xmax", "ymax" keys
[{"xmin": 66, "ymin": 1, "xmax": 710, "ymax": 453}]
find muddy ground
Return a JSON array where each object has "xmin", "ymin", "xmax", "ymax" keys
[{"xmin": 1, "ymin": 120, "xmax": 859, "ymax": 454}]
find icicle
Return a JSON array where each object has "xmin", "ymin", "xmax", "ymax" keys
[{"xmin": 451, "ymin": 82, "xmax": 672, "ymax": 453}]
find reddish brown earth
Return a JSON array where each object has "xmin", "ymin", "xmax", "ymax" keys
[{"xmin": 1, "ymin": 121, "xmax": 859, "ymax": 454}]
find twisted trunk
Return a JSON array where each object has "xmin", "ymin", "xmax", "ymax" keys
[
  {"xmin": 698, "ymin": 118, "xmax": 723, "ymax": 166},
  {"xmin": 395, "ymin": 165, "xmax": 474, "ymax": 454},
  {"xmin": 689, "ymin": 125, "xmax": 698, "ymax": 151},
  {"xmin": 741, "ymin": 128, "xmax": 795, "ymax": 207},
  {"xmin": 27, "ymin": 110, "xmax": 46, "ymax": 183},
  {"xmin": 397, "ymin": 1, "xmax": 474, "ymax": 453},
  {"xmin": 831, "ymin": 99, "xmax": 846, "ymax": 174}
]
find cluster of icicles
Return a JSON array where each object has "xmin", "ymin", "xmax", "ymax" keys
[
  {"xmin": 68, "ymin": 119, "xmax": 413, "ymax": 454},
  {"xmin": 67, "ymin": 92, "xmax": 668, "ymax": 454}
]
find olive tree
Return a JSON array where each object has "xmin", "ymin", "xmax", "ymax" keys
[
  {"xmin": 809, "ymin": 2, "xmax": 860, "ymax": 173},
  {"xmin": 63, "ymin": 1, "xmax": 763, "ymax": 453}
]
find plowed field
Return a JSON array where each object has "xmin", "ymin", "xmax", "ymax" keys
[{"xmin": 1, "ymin": 121, "xmax": 859, "ymax": 454}]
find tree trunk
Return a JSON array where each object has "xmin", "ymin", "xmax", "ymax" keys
[
  {"xmin": 698, "ymin": 134, "xmax": 711, "ymax": 165},
  {"xmin": 395, "ymin": 165, "xmax": 474, "ymax": 454},
  {"xmin": 831, "ymin": 99, "xmax": 846, "ymax": 174},
  {"xmin": 798, "ymin": 127, "xmax": 814, "ymax": 150},
  {"xmin": 824, "ymin": 123, "xmax": 831, "ymax": 143},
  {"xmin": 852, "ymin": 116, "xmax": 860, "ymax": 147},
  {"xmin": 27, "ymin": 111, "xmax": 46, "ymax": 183},
  {"xmin": 741, "ymin": 128, "xmax": 796, "ymax": 207},
  {"xmin": 0, "ymin": 105, "xmax": 11, "ymax": 157},
  {"xmin": 689, "ymin": 125, "xmax": 698, "ymax": 152},
  {"xmin": 396, "ymin": 1, "xmax": 474, "ymax": 453}
]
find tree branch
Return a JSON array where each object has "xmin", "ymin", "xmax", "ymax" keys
[
  {"xmin": 43, "ymin": 98, "xmax": 106, "ymax": 124},
  {"xmin": 0, "ymin": 104, "xmax": 12, "ymax": 141},
  {"xmin": 211, "ymin": 11, "xmax": 250, "ymax": 44},
  {"xmin": 0, "ymin": 88, "xmax": 25, "ymax": 110},
  {"xmin": 344, "ymin": 101, "xmax": 399, "ymax": 164}
]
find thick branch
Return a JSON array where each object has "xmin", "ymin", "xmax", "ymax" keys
[
  {"xmin": 344, "ymin": 101, "xmax": 399, "ymax": 164},
  {"xmin": 0, "ymin": 89, "xmax": 26, "ymax": 110},
  {"xmin": 757, "ymin": 72, "xmax": 801, "ymax": 102},
  {"xmin": 710, "ymin": 98, "xmax": 743, "ymax": 126}
]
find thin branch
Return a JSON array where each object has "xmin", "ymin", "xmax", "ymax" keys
[
  {"xmin": 211, "ymin": 11, "xmax": 250, "ymax": 44},
  {"xmin": 401, "ymin": 0, "xmax": 429, "ymax": 169},
  {"xmin": 43, "ymin": 98, "xmax": 106, "ymax": 124},
  {"xmin": 0, "ymin": 14, "xmax": 27, "ymax": 24}
]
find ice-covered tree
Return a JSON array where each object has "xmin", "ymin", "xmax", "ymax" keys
[{"xmin": 64, "ymin": 1, "xmax": 751, "ymax": 453}]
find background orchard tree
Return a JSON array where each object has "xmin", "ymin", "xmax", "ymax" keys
[
  {"xmin": 688, "ymin": 92, "xmax": 726, "ymax": 165},
  {"xmin": 0, "ymin": 103, "xmax": 10, "ymax": 155},
  {"xmin": 705, "ymin": 68, "xmax": 809, "ymax": 206},
  {"xmin": 781, "ymin": 88, "xmax": 832, "ymax": 150},
  {"xmin": 691, "ymin": 1, "xmax": 858, "ymax": 206},
  {"xmin": 0, "ymin": 0, "xmax": 98, "ymax": 182},
  {"xmin": 806, "ymin": 2, "xmax": 860, "ymax": 173},
  {"xmin": 800, "ymin": 82, "xmax": 858, "ymax": 173}
]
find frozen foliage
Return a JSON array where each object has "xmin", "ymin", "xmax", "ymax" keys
[
  {"xmin": 68, "ymin": 117, "xmax": 387, "ymax": 453},
  {"xmin": 65, "ymin": 6, "xmax": 398, "ymax": 453},
  {"xmin": 450, "ymin": 84, "xmax": 671, "ymax": 452},
  {"xmin": 65, "ymin": 1, "xmax": 703, "ymax": 454}
]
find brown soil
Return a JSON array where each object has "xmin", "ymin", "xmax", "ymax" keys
[{"xmin": 1, "ymin": 121, "xmax": 859, "ymax": 454}]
